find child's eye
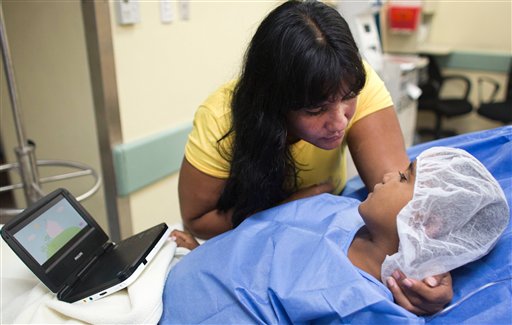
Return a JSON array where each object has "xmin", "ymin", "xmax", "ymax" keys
[{"xmin": 399, "ymin": 171, "xmax": 408, "ymax": 182}]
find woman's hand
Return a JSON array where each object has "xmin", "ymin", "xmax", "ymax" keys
[
  {"xmin": 171, "ymin": 229, "xmax": 200, "ymax": 250},
  {"xmin": 386, "ymin": 270, "xmax": 453, "ymax": 315}
]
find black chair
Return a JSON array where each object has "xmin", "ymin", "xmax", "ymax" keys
[
  {"xmin": 417, "ymin": 55, "xmax": 473, "ymax": 139},
  {"xmin": 476, "ymin": 63, "xmax": 512, "ymax": 124}
]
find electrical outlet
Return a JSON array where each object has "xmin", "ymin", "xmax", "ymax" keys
[
  {"xmin": 160, "ymin": 0, "xmax": 174, "ymax": 24},
  {"xmin": 115, "ymin": 0, "xmax": 140, "ymax": 25},
  {"xmin": 179, "ymin": 0, "xmax": 190, "ymax": 21}
]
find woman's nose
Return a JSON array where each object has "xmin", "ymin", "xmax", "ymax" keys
[{"xmin": 326, "ymin": 103, "xmax": 349, "ymax": 131}]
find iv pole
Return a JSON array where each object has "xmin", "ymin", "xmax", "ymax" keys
[
  {"xmin": 0, "ymin": 2, "xmax": 42, "ymax": 205},
  {"xmin": 0, "ymin": 3, "xmax": 101, "ymax": 217}
]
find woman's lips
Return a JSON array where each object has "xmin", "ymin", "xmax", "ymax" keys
[{"xmin": 324, "ymin": 132, "xmax": 344, "ymax": 142}]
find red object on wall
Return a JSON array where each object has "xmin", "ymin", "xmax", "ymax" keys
[{"xmin": 389, "ymin": 6, "xmax": 421, "ymax": 32}]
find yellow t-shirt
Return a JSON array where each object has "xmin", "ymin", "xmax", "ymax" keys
[{"xmin": 185, "ymin": 61, "xmax": 393, "ymax": 194}]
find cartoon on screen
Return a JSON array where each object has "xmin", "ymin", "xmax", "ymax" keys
[{"xmin": 14, "ymin": 198, "xmax": 86, "ymax": 265}]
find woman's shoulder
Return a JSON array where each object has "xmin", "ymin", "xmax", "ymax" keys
[
  {"xmin": 198, "ymin": 79, "xmax": 237, "ymax": 119},
  {"xmin": 361, "ymin": 60, "xmax": 381, "ymax": 89},
  {"xmin": 347, "ymin": 60, "xmax": 393, "ymax": 128}
]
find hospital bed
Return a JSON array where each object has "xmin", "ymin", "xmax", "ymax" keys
[{"xmin": 1, "ymin": 126, "xmax": 511, "ymax": 324}]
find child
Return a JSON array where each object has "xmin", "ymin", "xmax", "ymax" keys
[{"xmin": 164, "ymin": 147, "xmax": 509, "ymax": 322}]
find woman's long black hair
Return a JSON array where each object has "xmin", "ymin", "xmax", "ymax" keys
[{"xmin": 217, "ymin": 0, "xmax": 366, "ymax": 227}]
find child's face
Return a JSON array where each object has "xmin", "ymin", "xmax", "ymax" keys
[{"xmin": 359, "ymin": 161, "xmax": 416, "ymax": 228}]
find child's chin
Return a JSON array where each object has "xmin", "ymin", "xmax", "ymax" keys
[{"xmin": 357, "ymin": 200, "xmax": 367, "ymax": 215}]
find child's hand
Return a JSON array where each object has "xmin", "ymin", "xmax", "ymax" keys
[
  {"xmin": 171, "ymin": 229, "xmax": 200, "ymax": 250},
  {"xmin": 386, "ymin": 270, "xmax": 453, "ymax": 315}
]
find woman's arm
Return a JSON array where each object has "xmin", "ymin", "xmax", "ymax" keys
[
  {"xmin": 179, "ymin": 156, "xmax": 334, "ymax": 240},
  {"xmin": 347, "ymin": 106, "xmax": 410, "ymax": 191},
  {"xmin": 178, "ymin": 158, "xmax": 232, "ymax": 239}
]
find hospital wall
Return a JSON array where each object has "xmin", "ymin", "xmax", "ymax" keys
[
  {"xmin": 1, "ymin": 1, "xmax": 510, "ymax": 237},
  {"xmin": 108, "ymin": 1, "xmax": 277, "ymax": 233},
  {"xmin": 0, "ymin": 1, "xmax": 275, "ymax": 235},
  {"xmin": 119, "ymin": 1, "xmax": 511, "ymax": 234}
]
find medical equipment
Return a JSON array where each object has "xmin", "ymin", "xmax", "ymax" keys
[
  {"xmin": 381, "ymin": 146, "xmax": 509, "ymax": 281},
  {"xmin": 0, "ymin": 4, "xmax": 101, "ymax": 217}
]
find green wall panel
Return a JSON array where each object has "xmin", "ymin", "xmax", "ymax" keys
[{"xmin": 113, "ymin": 123, "xmax": 192, "ymax": 196}]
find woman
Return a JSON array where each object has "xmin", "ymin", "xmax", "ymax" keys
[{"xmin": 178, "ymin": 0, "xmax": 450, "ymax": 314}]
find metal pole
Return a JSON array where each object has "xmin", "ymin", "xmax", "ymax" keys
[
  {"xmin": 0, "ymin": 3, "xmax": 43, "ymax": 204},
  {"xmin": 82, "ymin": 0, "xmax": 129, "ymax": 241}
]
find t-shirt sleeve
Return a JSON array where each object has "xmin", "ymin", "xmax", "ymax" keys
[
  {"xmin": 184, "ymin": 85, "xmax": 234, "ymax": 179},
  {"xmin": 348, "ymin": 61, "xmax": 394, "ymax": 130}
]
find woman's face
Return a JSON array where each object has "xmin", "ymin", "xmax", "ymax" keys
[
  {"xmin": 286, "ymin": 94, "xmax": 357, "ymax": 150},
  {"xmin": 359, "ymin": 162, "xmax": 416, "ymax": 228}
]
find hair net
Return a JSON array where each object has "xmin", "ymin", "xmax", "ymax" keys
[{"xmin": 381, "ymin": 147, "xmax": 509, "ymax": 281}]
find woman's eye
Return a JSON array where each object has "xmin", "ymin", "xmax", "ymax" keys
[
  {"xmin": 399, "ymin": 171, "xmax": 408, "ymax": 182},
  {"xmin": 305, "ymin": 106, "xmax": 327, "ymax": 116},
  {"xmin": 342, "ymin": 91, "xmax": 358, "ymax": 101}
]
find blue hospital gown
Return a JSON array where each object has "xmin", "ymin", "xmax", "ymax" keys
[{"xmin": 161, "ymin": 194, "xmax": 421, "ymax": 324}]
